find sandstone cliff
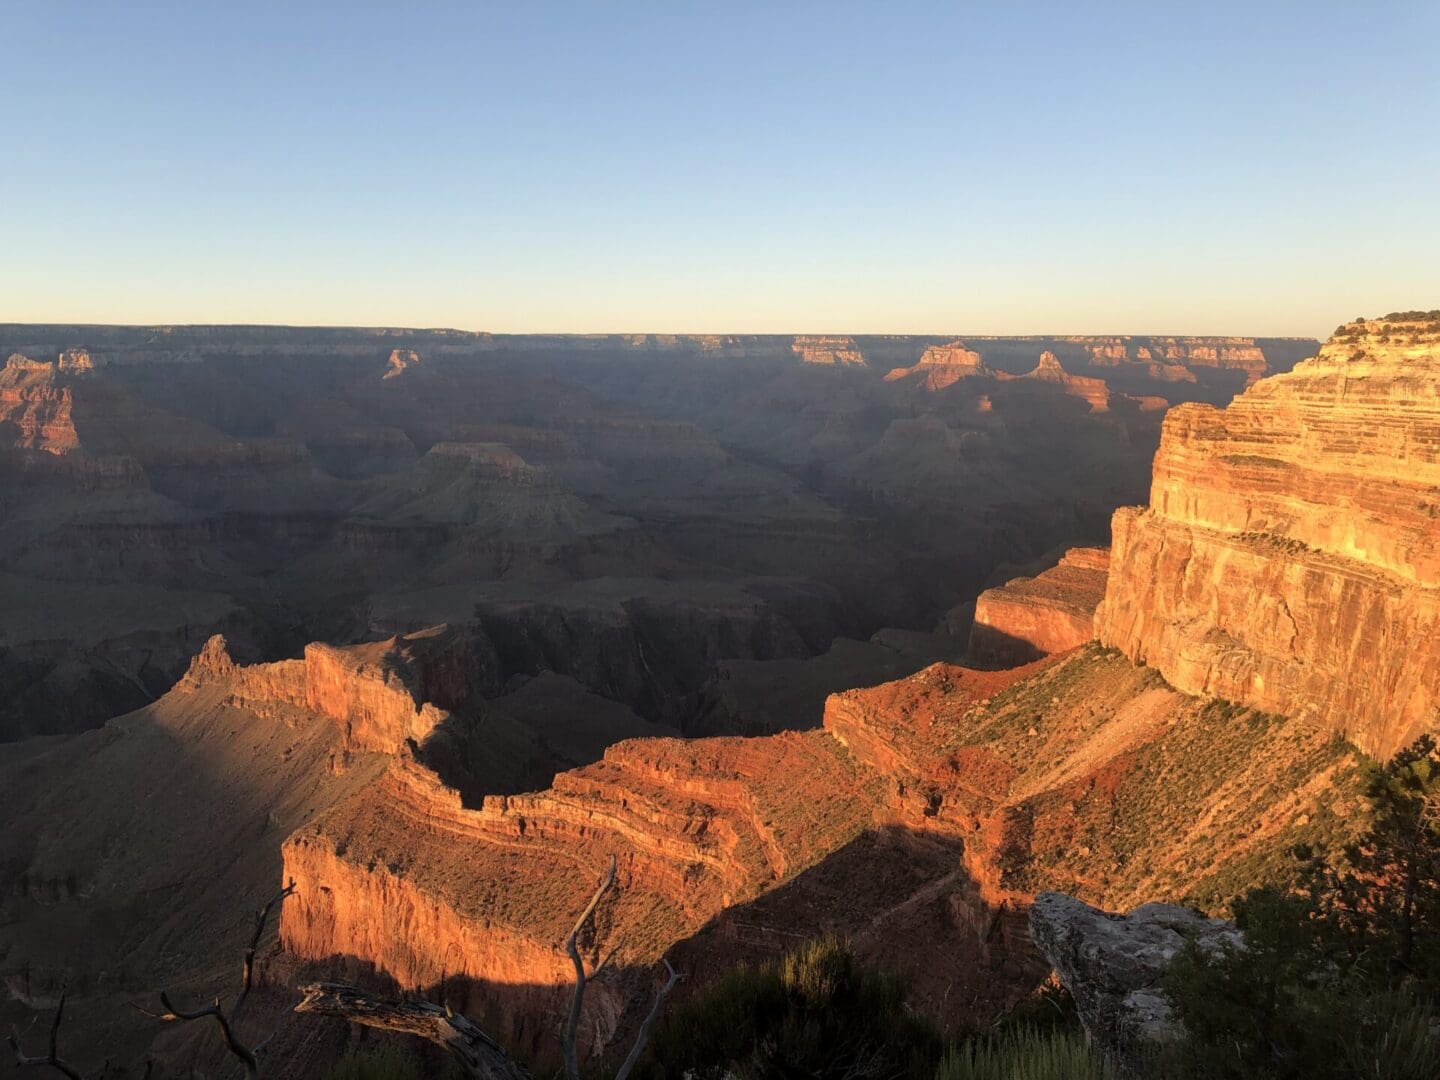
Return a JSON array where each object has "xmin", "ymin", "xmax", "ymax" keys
[
  {"xmin": 884, "ymin": 341, "xmax": 993, "ymax": 390},
  {"xmin": 279, "ymin": 642, "xmax": 1360, "ymax": 1055},
  {"xmin": 1010, "ymin": 351, "xmax": 1111, "ymax": 411},
  {"xmin": 1096, "ymin": 314, "xmax": 1440, "ymax": 759},
  {"xmin": 968, "ymin": 547, "xmax": 1109, "ymax": 665},
  {"xmin": 1, "ymin": 354, "xmax": 81, "ymax": 453},
  {"xmin": 791, "ymin": 335, "xmax": 866, "ymax": 366}
]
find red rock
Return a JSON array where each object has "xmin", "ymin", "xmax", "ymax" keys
[
  {"xmin": 1097, "ymin": 314, "xmax": 1440, "ymax": 759},
  {"xmin": 969, "ymin": 548, "xmax": 1110, "ymax": 665},
  {"xmin": 884, "ymin": 341, "xmax": 993, "ymax": 390}
]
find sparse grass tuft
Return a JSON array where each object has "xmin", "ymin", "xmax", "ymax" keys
[{"xmin": 936, "ymin": 1026, "xmax": 1115, "ymax": 1080}]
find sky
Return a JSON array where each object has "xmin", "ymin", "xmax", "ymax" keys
[{"xmin": 3, "ymin": 2, "xmax": 1438, "ymax": 337}]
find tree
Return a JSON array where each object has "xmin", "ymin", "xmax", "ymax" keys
[{"xmin": 1164, "ymin": 736, "xmax": 1440, "ymax": 1079}]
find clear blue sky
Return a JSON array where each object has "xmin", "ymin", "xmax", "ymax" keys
[{"xmin": 4, "ymin": 1, "xmax": 1437, "ymax": 336}]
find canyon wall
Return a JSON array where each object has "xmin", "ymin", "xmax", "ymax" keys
[
  {"xmin": 1096, "ymin": 315, "xmax": 1440, "ymax": 759},
  {"xmin": 968, "ymin": 547, "xmax": 1109, "ymax": 665}
]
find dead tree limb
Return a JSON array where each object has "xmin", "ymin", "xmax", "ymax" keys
[
  {"xmin": 7, "ymin": 988, "xmax": 85, "ymax": 1080},
  {"xmin": 234, "ymin": 880, "xmax": 296, "ymax": 1021},
  {"xmin": 295, "ymin": 983, "xmax": 528, "ymax": 1080},
  {"xmin": 137, "ymin": 879, "xmax": 296, "ymax": 1078},
  {"xmin": 613, "ymin": 959, "xmax": 683, "ymax": 1080},
  {"xmin": 563, "ymin": 855, "xmax": 617, "ymax": 1080}
]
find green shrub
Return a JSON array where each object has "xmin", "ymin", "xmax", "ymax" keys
[
  {"xmin": 936, "ymin": 1026, "xmax": 1114, "ymax": 1080},
  {"xmin": 637, "ymin": 937, "xmax": 942, "ymax": 1079}
]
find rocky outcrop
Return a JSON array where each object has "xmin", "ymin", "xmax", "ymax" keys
[
  {"xmin": 0, "ymin": 354, "xmax": 80, "ymax": 453},
  {"xmin": 383, "ymin": 348, "xmax": 422, "ymax": 378},
  {"xmin": 280, "ymin": 728, "xmax": 887, "ymax": 1052},
  {"xmin": 791, "ymin": 336, "xmax": 866, "ymax": 366},
  {"xmin": 1029, "ymin": 891, "xmax": 1241, "ymax": 1065},
  {"xmin": 180, "ymin": 628, "xmax": 468, "ymax": 754},
  {"xmin": 1096, "ymin": 314, "xmax": 1440, "ymax": 759},
  {"xmin": 1013, "ymin": 351, "xmax": 1110, "ymax": 411},
  {"xmin": 969, "ymin": 547, "xmax": 1109, "ymax": 665},
  {"xmin": 884, "ymin": 341, "xmax": 993, "ymax": 390}
]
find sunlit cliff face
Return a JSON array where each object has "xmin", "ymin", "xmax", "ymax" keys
[{"xmin": 1097, "ymin": 315, "xmax": 1440, "ymax": 759}]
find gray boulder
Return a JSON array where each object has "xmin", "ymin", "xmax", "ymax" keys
[{"xmin": 1028, "ymin": 891, "xmax": 1242, "ymax": 1063}]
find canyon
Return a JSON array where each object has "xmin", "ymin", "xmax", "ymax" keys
[
  {"xmin": 14, "ymin": 317, "xmax": 1433, "ymax": 1076},
  {"xmin": 0, "ymin": 326, "xmax": 1312, "ymax": 740}
]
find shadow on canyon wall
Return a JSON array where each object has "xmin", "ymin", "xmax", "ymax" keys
[{"xmin": 279, "ymin": 825, "xmax": 1048, "ymax": 1076}]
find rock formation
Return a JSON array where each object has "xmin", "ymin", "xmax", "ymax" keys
[
  {"xmin": 1013, "ymin": 351, "xmax": 1111, "ymax": 411},
  {"xmin": 1097, "ymin": 314, "xmax": 1440, "ymax": 759},
  {"xmin": 1028, "ymin": 891, "xmax": 1241, "ymax": 1065},
  {"xmin": 969, "ymin": 547, "xmax": 1109, "ymax": 665},
  {"xmin": 884, "ymin": 341, "xmax": 993, "ymax": 390},
  {"xmin": 1, "ymin": 353, "xmax": 81, "ymax": 453},
  {"xmin": 383, "ymin": 347, "xmax": 422, "ymax": 378},
  {"xmin": 277, "ymin": 638, "xmax": 1361, "ymax": 1058},
  {"xmin": 790, "ymin": 335, "xmax": 866, "ymax": 366}
]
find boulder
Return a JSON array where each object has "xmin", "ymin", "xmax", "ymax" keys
[{"xmin": 1028, "ymin": 891, "xmax": 1241, "ymax": 1063}]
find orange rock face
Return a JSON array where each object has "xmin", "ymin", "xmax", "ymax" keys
[
  {"xmin": 182, "ymin": 628, "xmax": 465, "ymax": 754},
  {"xmin": 277, "ymin": 636, "xmax": 1365, "ymax": 1059},
  {"xmin": 382, "ymin": 347, "xmax": 422, "ymax": 378},
  {"xmin": 884, "ymin": 341, "xmax": 993, "ymax": 389},
  {"xmin": 969, "ymin": 547, "xmax": 1110, "ymax": 665},
  {"xmin": 1013, "ymin": 351, "xmax": 1111, "ymax": 411},
  {"xmin": 0, "ymin": 354, "xmax": 81, "ymax": 453},
  {"xmin": 1096, "ymin": 315, "xmax": 1440, "ymax": 759}
]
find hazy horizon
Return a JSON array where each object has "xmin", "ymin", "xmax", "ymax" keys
[
  {"xmin": 5, "ymin": 2, "xmax": 1438, "ymax": 338},
  {"xmin": 0, "ymin": 318, "xmax": 1334, "ymax": 341}
]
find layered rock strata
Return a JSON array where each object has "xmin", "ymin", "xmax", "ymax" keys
[
  {"xmin": 1097, "ymin": 314, "xmax": 1440, "ymax": 759},
  {"xmin": 280, "ymin": 640, "xmax": 1360, "ymax": 1056},
  {"xmin": 791, "ymin": 335, "xmax": 866, "ymax": 366},
  {"xmin": 884, "ymin": 341, "xmax": 993, "ymax": 390},
  {"xmin": 968, "ymin": 547, "xmax": 1110, "ymax": 665},
  {"xmin": 1012, "ymin": 351, "xmax": 1111, "ymax": 411}
]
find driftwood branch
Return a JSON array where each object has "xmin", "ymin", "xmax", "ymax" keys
[
  {"xmin": 614, "ymin": 959, "xmax": 683, "ymax": 1080},
  {"xmin": 295, "ymin": 983, "xmax": 528, "ymax": 1080},
  {"xmin": 7, "ymin": 988, "xmax": 85, "ymax": 1080},
  {"xmin": 563, "ymin": 855, "xmax": 617, "ymax": 1080},
  {"xmin": 138, "ymin": 878, "xmax": 296, "ymax": 1078}
]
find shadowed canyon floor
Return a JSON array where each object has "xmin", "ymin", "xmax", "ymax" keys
[{"xmin": 0, "ymin": 326, "xmax": 1313, "ymax": 740}]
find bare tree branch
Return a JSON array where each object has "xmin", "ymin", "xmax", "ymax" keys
[
  {"xmin": 234, "ymin": 880, "xmax": 297, "ymax": 1022},
  {"xmin": 138, "ymin": 878, "xmax": 297, "ymax": 1078},
  {"xmin": 295, "ymin": 983, "xmax": 527, "ymax": 1080},
  {"xmin": 7, "ymin": 988, "xmax": 85, "ymax": 1080},
  {"xmin": 563, "ymin": 855, "xmax": 617, "ymax": 1080},
  {"xmin": 613, "ymin": 959, "xmax": 683, "ymax": 1080},
  {"xmin": 150, "ymin": 994, "xmax": 256, "ymax": 1076}
]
